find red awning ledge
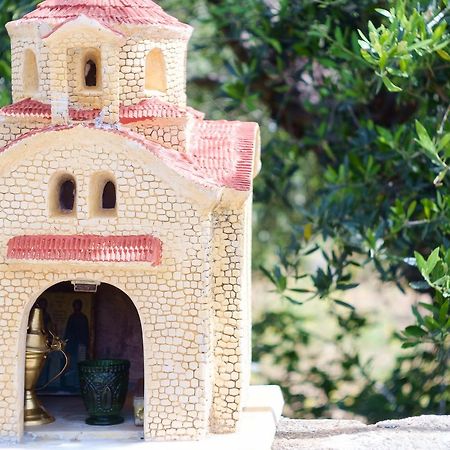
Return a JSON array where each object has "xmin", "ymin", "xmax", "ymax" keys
[{"xmin": 7, "ymin": 235, "xmax": 162, "ymax": 265}]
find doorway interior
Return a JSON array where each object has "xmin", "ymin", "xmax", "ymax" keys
[{"xmin": 24, "ymin": 281, "xmax": 144, "ymax": 440}]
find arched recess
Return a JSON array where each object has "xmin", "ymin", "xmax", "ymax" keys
[
  {"xmin": 89, "ymin": 171, "xmax": 117, "ymax": 217},
  {"xmin": 23, "ymin": 49, "xmax": 39, "ymax": 96},
  {"xmin": 48, "ymin": 172, "xmax": 77, "ymax": 217},
  {"xmin": 21, "ymin": 280, "xmax": 144, "ymax": 432},
  {"xmin": 82, "ymin": 49, "xmax": 102, "ymax": 90},
  {"xmin": 145, "ymin": 49, "xmax": 167, "ymax": 93}
]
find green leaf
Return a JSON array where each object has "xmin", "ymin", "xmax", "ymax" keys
[
  {"xmin": 404, "ymin": 325, "xmax": 427, "ymax": 337},
  {"xmin": 260, "ymin": 266, "xmax": 277, "ymax": 285},
  {"xmin": 426, "ymin": 247, "xmax": 440, "ymax": 274},
  {"xmin": 419, "ymin": 302, "xmax": 434, "ymax": 312},
  {"xmin": 437, "ymin": 49, "xmax": 450, "ymax": 61},
  {"xmin": 439, "ymin": 300, "xmax": 449, "ymax": 325},
  {"xmin": 334, "ymin": 299, "xmax": 355, "ymax": 310},
  {"xmin": 401, "ymin": 342, "xmax": 418, "ymax": 349},
  {"xmin": 415, "ymin": 121, "xmax": 436, "ymax": 154},
  {"xmin": 424, "ymin": 316, "xmax": 440, "ymax": 331},
  {"xmin": 414, "ymin": 252, "xmax": 428, "ymax": 275},
  {"xmin": 434, "ymin": 169, "xmax": 448, "ymax": 186},
  {"xmin": 407, "ymin": 201, "xmax": 417, "ymax": 218},
  {"xmin": 289, "ymin": 288, "xmax": 314, "ymax": 294},
  {"xmin": 375, "ymin": 8, "xmax": 392, "ymax": 20},
  {"xmin": 439, "ymin": 133, "xmax": 450, "ymax": 153},
  {"xmin": 382, "ymin": 76, "xmax": 402, "ymax": 92}
]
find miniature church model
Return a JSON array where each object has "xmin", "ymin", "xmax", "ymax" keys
[{"xmin": 0, "ymin": 0, "xmax": 260, "ymax": 443}]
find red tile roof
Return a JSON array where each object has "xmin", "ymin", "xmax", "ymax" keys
[
  {"xmin": 0, "ymin": 99, "xmax": 100, "ymax": 121},
  {"xmin": 0, "ymin": 98, "xmax": 202, "ymax": 123},
  {"xmin": 190, "ymin": 120, "xmax": 259, "ymax": 191},
  {"xmin": 120, "ymin": 98, "xmax": 204, "ymax": 123},
  {"xmin": 7, "ymin": 235, "xmax": 162, "ymax": 265},
  {"xmin": 19, "ymin": 0, "xmax": 191, "ymax": 30}
]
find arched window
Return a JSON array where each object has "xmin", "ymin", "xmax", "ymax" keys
[
  {"xmin": 59, "ymin": 179, "xmax": 76, "ymax": 212},
  {"xmin": 49, "ymin": 173, "xmax": 77, "ymax": 217},
  {"xmin": 102, "ymin": 181, "xmax": 116, "ymax": 210},
  {"xmin": 23, "ymin": 49, "xmax": 39, "ymax": 95},
  {"xmin": 82, "ymin": 49, "xmax": 101, "ymax": 90},
  {"xmin": 84, "ymin": 59, "xmax": 97, "ymax": 87},
  {"xmin": 145, "ymin": 49, "xmax": 167, "ymax": 92},
  {"xmin": 90, "ymin": 173, "xmax": 117, "ymax": 217}
]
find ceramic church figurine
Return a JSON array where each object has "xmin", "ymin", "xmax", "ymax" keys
[{"xmin": 0, "ymin": 0, "xmax": 260, "ymax": 443}]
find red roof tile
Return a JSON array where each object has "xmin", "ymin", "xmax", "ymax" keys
[
  {"xmin": 0, "ymin": 98, "xmax": 100, "ymax": 121},
  {"xmin": 190, "ymin": 120, "xmax": 259, "ymax": 191},
  {"xmin": 20, "ymin": 0, "xmax": 190, "ymax": 30},
  {"xmin": 7, "ymin": 234, "xmax": 162, "ymax": 265},
  {"xmin": 0, "ymin": 98, "xmax": 201, "ymax": 123},
  {"xmin": 120, "ymin": 98, "xmax": 203, "ymax": 123}
]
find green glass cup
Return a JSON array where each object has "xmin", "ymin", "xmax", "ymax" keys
[{"xmin": 78, "ymin": 359, "xmax": 130, "ymax": 426}]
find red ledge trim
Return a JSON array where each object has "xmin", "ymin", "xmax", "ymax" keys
[{"xmin": 7, "ymin": 235, "xmax": 162, "ymax": 265}]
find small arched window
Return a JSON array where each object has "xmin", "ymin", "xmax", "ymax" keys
[
  {"xmin": 90, "ymin": 173, "xmax": 117, "ymax": 217},
  {"xmin": 145, "ymin": 49, "xmax": 167, "ymax": 92},
  {"xmin": 102, "ymin": 181, "xmax": 116, "ymax": 210},
  {"xmin": 23, "ymin": 49, "xmax": 39, "ymax": 95},
  {"xmin": 82, "ymin": 49, "xmax": 101, "ymax": 90},
  {"xmin": 59, "ymin": 179, "xmax": 76, "ymax": 212},
  {"xmin": 84, "ymin": 59, "xmax": 97, "ymax": 87}
]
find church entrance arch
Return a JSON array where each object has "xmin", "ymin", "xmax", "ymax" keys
[{"xmin": 23, "ymin": 281, "xmax": 144, "ymax": 435}]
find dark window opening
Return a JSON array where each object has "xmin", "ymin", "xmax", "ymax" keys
[
  {"xmin": 85, "ymin": 59, "xmax": 97, "ymax": 87},
  {"xmin": 59, "ymin": 180, "xmax": 76, "ymax": 211},
  {"xmin": 102, "ymin": 181, "xmax": 116, "ymax": 210}
]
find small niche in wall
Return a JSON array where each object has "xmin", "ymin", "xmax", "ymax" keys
[
  {"xmin": 81, "ymin": 49, "xmax": 102, "ymax": 91},
  {"xmin": 90, "ymin": 172, "xmax": 117, "ymax": 218},
  {"xmin": 145, "ymin": 48, "xmax": 167, "ymax": 93},
  {"xmin": 49, "ymin": 173, "xmax": 77, "ymax": 217},
  {"xmin": 23, "ymin": 49, "xmax": 39, "ymax": 96}
]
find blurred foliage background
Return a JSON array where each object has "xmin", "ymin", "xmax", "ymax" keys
[{"xmin": 0, "ymin": 0, "xmax": 448, "ymax": 423}]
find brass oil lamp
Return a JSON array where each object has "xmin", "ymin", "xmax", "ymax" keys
[{"xmin": 24, "ymin": 307, "xmax": 67, "ymax": 426}]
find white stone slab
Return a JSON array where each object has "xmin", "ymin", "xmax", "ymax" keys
[{"xmin": 0, "ymin": 385, "xmax": 284, "ymax": 450}]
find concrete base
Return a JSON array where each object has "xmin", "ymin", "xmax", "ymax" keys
[
  {"xmin": 273, "ymin": 416, "xmax": 450, "ymax": 450},
  {"xmin": 0, "ymin": 385, "xmax": 284, "ymax": 450}
]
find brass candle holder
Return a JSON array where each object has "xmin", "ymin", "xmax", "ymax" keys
[{"xmin": 24, "ymin": 307, "xmax": 68, "ymax": 426}]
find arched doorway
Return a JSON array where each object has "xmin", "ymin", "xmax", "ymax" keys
[{"xmin": 24, "ymin": 281, "xmax": 144, "ymax": 435}]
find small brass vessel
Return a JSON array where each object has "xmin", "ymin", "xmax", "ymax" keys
[{"xmin": 24, "ymin": 307, "xmax": 67, "ymax": 426}]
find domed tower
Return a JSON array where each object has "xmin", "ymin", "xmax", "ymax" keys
[{"xmin": 6, "ymin": 0, "xmax": 192, "ymax": 125}]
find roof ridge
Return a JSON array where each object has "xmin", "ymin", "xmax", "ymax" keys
[{"xmin": 19, "ymin": 0, "xmax": 191, "ymax": 29}]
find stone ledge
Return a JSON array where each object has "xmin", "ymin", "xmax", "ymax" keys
[{"xmin": 272, "ymin": 415, "xmax": 450, "ymax": 450}]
